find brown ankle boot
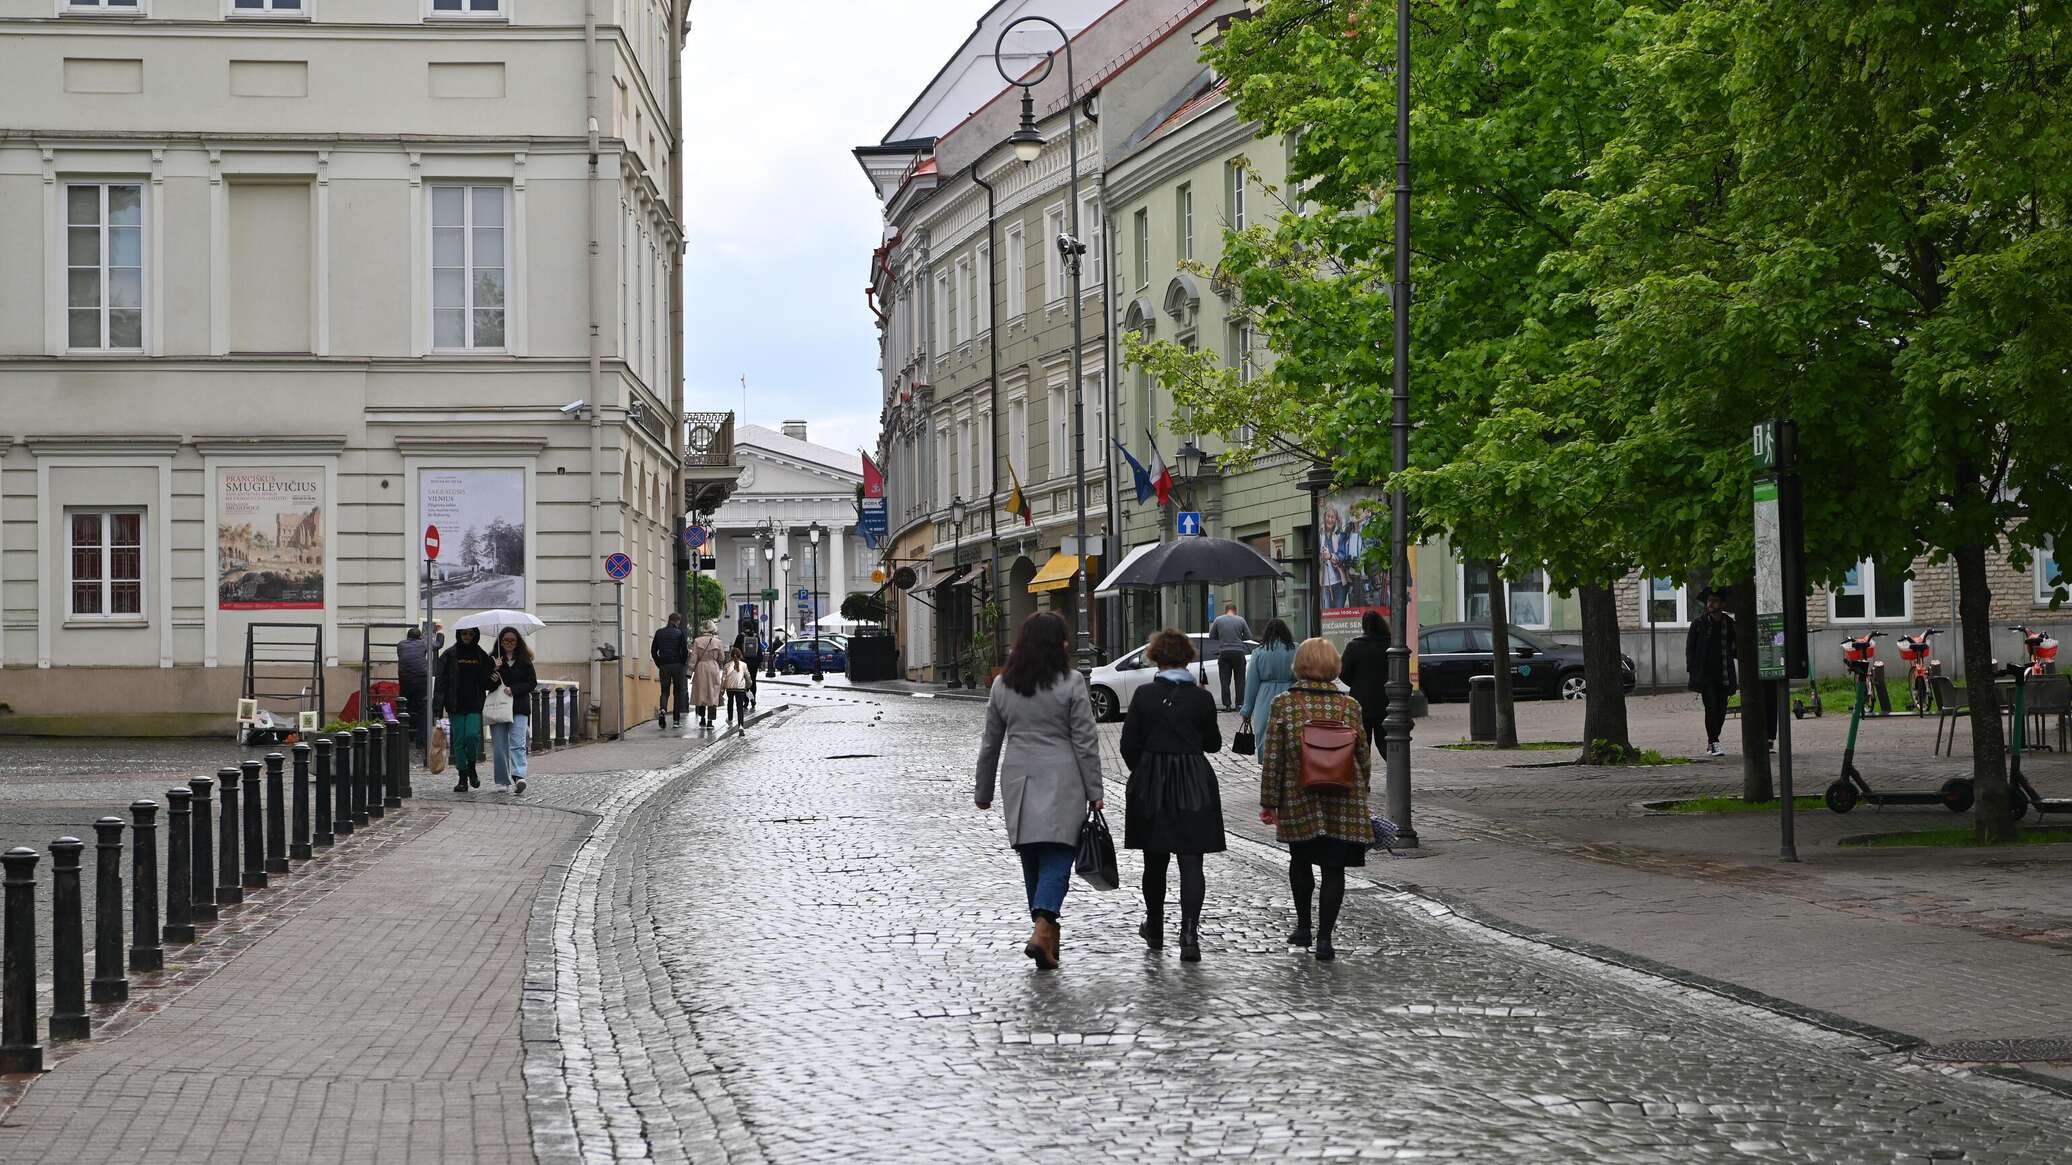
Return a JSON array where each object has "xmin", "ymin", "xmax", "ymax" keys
[{"xmin": 1023, "ymin": 916, "xmax": 1060, "ymax": 970}]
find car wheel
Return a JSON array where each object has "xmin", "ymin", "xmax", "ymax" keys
[
  {"xmin": 1559, "ymin": 671, "xmax": 1587, "ymax": 700},
  {"xmin": 1090, "ymin": 686, "xmax": 1119, "ymax": 721}
]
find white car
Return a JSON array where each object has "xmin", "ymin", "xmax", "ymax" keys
[{"xmin": 1087, "ymin": 633, "xmax": 1256, "ymax": 721}]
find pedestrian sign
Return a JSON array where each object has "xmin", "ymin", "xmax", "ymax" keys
[
  {"xmin": 1176, "ymin": 511, "xmax": 1203, "ymax": 536},
  {"xmin": 760, "ymin": 588, "xmax": 780, "ymax": 602},
  {"xmin": 603, "ymin": 552, "xmax": 634, "ymax": 581}
]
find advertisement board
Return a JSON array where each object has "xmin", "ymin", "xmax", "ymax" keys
[
  {"xmin": 420, "ymin": 469, "xmax": 527, "ymax": 608},
  {"xmin": 1318, "ymin": 487, "xmax": 1418, "ymax": 682},
  {"xmin": 217, "ymin": 467, "xmax": 324, "ymax": 610}
]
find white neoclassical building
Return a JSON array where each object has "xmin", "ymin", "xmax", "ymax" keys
[
  {"xmin": 0, "ymin": 0, "xmax": 732, "ymax": 735},
  {"xmin": 702, "ymin": 423, "xmax": 873, "ymax": 647}
]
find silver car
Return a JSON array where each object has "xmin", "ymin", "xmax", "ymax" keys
[{"xmin": 1087, "ymin": 633, "xmax": 1255, "ymax": 721}]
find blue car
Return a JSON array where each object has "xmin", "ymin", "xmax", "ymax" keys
[{"xmin": 774, "ymin": 637, "xmax": 847, "ymax": 674}]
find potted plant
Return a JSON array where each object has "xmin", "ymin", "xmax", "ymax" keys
[{"xmin": 972, "ymin": 600, "xmax": 1007, "ymax": 685}]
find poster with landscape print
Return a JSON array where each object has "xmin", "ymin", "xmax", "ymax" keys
[
  {"xmin": 421, "ymin": 468, "xmax": 527, "ymax": 609},
  {"xmin": 218, "ymin": 467, "xmax": 325, "ymax": 609}
]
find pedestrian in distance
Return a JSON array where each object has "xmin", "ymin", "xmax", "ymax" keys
[
  {"xmin": 1119, "ymin": 629, "xmax": 1225, "ymax": 962},
  {"xmin": 1240, "ymin": 618, "xmax": 1299, "ymax": 752},
  {"xmin": 1338, "ymin": 609, "xmax": 1392, "ymax": 747},
  {"xmin": 1687, "ymin": 587, "xmax": 1738, "ymax": 757},
  {"xmin": 651, "ymin": 613, "xmax": 690, "ymax": 727},
  {"xmin": 1259, "ymin": 637, "xmax": 1373, "ymax": 962},
  {"xmin": 723, "ymin": 648, "xmax": 753, "ymax": 729},
  {"xmin": 734, "ymin": 623, "xmax": 764, "ymax": 708},
  {"xmin": 1208, "ymin": 602, "xmax": 1254, "ymax": 711},
  {"xmin": 973, "ymin": 611, "xmax": 1105, "ymax": 971},
  {"xmin": 397, "ymin": 626, "xmax": 432, "ymax": 753},
  {"xmin": 490, "ymin": 627, "xmax": 536, "ymax": 796},
  {"xmin": 690, "ymin": 621, "xmax": 727, "ymax": 730},
  {"xmin": 435, "ymin": 626, "xmax": 499, "ymax": 793}
]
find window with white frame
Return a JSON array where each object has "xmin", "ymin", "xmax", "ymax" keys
[
  {"xmin": 975, "ymin": 243, "xmax": 991, "ymax": 334},
  {"xmin": 430, "ymin": 184, "xmax": 506, "ymax": 350},
  {"xmin": 1049, "ymin": 384, "xmax": 1070, "ymax": 480},
  {"xmin": 1225, "ymin": 160, "xmax": 1247, "ymax": 230},
  {"xmin": 1832, "ymin": 558, "xmax": 1910, "ymax": 622},
  {"xmin": 1643, "ymin": 576, "xmax": 1688, "ymax": 626},
  {"xmin": 62, "ymin": 0, "xmax": 144, "ymax": 11},
  {"xmin": 1462, "ymin": 562, "xmax": 1551, "ymax": 629},
  {"xmin": 1044, "ymin": 206, "xmax": 1067, "ymax": 303},
  {"xmin": 1087, "ymin": 372, "xmax": 1107, "ymax": 464},
  {"xmin": 66, "ymin": 183, "xmax": 145, "ymax": 351},
  {"xmin": 2038, "ymin": 541, "xmax": 2063, "ymax": 606},
  {"xmin": 1176, "ymin": 182, "xmax": 1194, "ymax": 261},
  {"xmin": 956, "ymin": 257, "xmax": 974, "ymax": 344},
  {"xmin": 977, "ymin": 410, "xmax": 992, "ymax": 494},
  {"xmin": 230, "ymin": 0, "xmax": 305, "ymax": 12},
  {"xmin": 1005, "ymin": 225, "xmax": 1026, "ymax": 319},
  {"xmin": 933, "ymin": 270, "xmax": 949, "ymax": 354},
  {"xmin": 945, "ymin": 264, "xmax": 961, "ymax": 347},
  {"xmin": 68, "ymin": 510, "xmax": 145, "ymax": 620},
  {"xmin": 1009, "ymin": 399, "xmax": 1028, "ymax": 480},
  {"xmin": 935, "ymin": 425, "xmax": 950, "ymax": 507},
  {"xmin": 1229, "ymin": 322, "xmax": 1255, "ymax": 383},
  {"xmin": 428, "ymin": 0, "xmax": 504, "ymax": 16},
  {"xmin": 1133, "ymin": 207, "xmax": 1150, "ymax": 288},
  {"xmin": 1080, "ymin": 195, "xmax": 1102, "ymax": 285}
]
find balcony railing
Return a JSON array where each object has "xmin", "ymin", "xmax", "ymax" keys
[{"xmin": 683, "ymin": 412, "xmax": 735, "ymax": 469}]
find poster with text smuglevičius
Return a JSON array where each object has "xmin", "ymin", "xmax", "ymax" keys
[
  {"xmin": 218, "ymin": 468, "xmax": 325, "ymax": 610},
  {"xmin": 420, "ymin": 468, "xmax": 526, "ymax": 609}
]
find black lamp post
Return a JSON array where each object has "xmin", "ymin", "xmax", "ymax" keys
[
  {"xmin": 807, "ymin": 523, "xmax": 826, "ymax": 682},
  {"xmin": 947, "ymin": 496, "xmax": 967, "ymax": 688},
  {"xmin": 779, "ymin": 551, "xmax": 792, "ymax": 659},
  {"xmin": 760, "ymin": 525, "xmax": 777, "ymax": 677},
  {"xmin": 997, "ymin": 15, "xmax": 1093, "ymax": 671},
  {"xmin": 1383, "ymin": 0, "xmax": 1418, "ymax": 847}
]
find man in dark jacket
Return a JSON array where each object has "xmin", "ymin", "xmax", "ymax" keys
[
  {"xmin": 734, "ymin": 620, "xmax": 764, "ymax": 709},
  {"xmin": 436, "ymin": 627, "xmax": 499, "ymax": 791},
  {"xmin": 1686, "ymin": 587, "xmax": 1738, "ymax": 757},
  {"xmin": 1338, "ymin": 609, "xmax": 1392, "ymax": 744},
  {"xmin": 651, "ymin": 613, "xmax": 690, "ymax": 726},
  {"xmin": 397, "ymin": 627, "xmax": 432, "ymax": 752}
]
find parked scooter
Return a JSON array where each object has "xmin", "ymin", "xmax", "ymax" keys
[
  {"xmin": 2001, "ymin": 663, "xmax": 2071, "ymax": 821},
  {"xmin": 1896, "ymin": 627, "xmax": 1941, "ymax": 715},
  {"xmin": 1825, "ymin": 631, "xmax": 1974, "ymax": 813}
]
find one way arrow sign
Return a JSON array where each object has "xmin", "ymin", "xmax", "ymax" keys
[{"xmin": 1177, "ymin": 511, "xmax": 1202, "ymax": 537}]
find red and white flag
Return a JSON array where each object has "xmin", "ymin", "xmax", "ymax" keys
[
  {"xmin": 860, "ymin": 451, "xmax": 886, "ymax": 499},
  {"xmin": 1146, "ymin": 438, "xmax": 1173, "ymax": 507}
]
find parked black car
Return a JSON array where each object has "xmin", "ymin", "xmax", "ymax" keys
[{"xmin": 1416, "ymin": 623, "xmax": 1636, "ymax": 702}]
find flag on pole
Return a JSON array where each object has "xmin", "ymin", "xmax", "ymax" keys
[
  {"xmin": 1145, "ymin": 430, "xmax": 1174, "ymax": 507},
  {"xmin": 1004, "ymin": 462, "xmax": 1034, "ymax": 526},
  {"xmin": 860, "ymin": 450, "xmax": 886, "ymax": 499},
  {"xmin": 1115, "ymin": 439, "xmax": 1154, "ymax": 504}
]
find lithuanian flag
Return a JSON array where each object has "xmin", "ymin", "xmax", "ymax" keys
[{"xmin": 1005, "ymin": 463, "xmax": 1034, "ymax": 527}]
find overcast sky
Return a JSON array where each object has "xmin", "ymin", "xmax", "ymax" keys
[{"xmin": 682, "ymin": 2, "xmax": 992, "ymax": 457}]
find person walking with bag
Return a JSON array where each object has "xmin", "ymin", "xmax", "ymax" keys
[
  {"xmin": 488, "ymin": 627, "xmax": 537, "ymax": 795},
  {"xmin": 1259, "ymin": 637, "xmax": 1372, "ymax": 962},
  {"xmin": 1119, "ymin": 629, "xmax": 1224, "ymax": 961},
  {"xmin": 974, "ymin": 612, "xmax": 1104, "ymax": 971},
  {"xmin": 734, "ymin": 624, "xmax": 764, "ymax": 709},
  {"xmin": 651, "ymin": 613, "xmax": 690, "ymax": 727},
  {"xmin": 1207, "ymin": 603, "xmax": 1254, "ymax": 712},
  {"xmin": 435, "ymin": 627, "xmax": 499, "ymax": 793},
  {"xmin": 1237, "ymin": 618, "xmax": 1298, "ymax": 758},
  {"xmin": 690, "ymin": 621, "xmax": 727, "ymax": 730},
  {"xmin": 723, "ymin": 648, "xmax": 752, "ymax": 729},
  {"xmin": 1686, "ymin": 587, "xmax": 1738, "ymax": 756}
]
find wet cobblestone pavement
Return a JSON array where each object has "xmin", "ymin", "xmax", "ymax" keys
[{"xmin": 554, "ymin": 690, "xmax": 2072, "ymax": 1162}]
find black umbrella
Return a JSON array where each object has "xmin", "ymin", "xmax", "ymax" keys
[{"xmin": 1097, "ymin": 536, "xmax": 1284, "ymax": 590}]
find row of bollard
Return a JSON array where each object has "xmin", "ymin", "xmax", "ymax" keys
[
  {"xmin": 0, "ymin": 708, "xmax": 417, "ymax": 1075},
  {"xmin": 528, "ymin": 683, "xmax": 586, "ymax": 751}
]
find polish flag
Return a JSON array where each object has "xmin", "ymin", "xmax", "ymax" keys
[{"xmin": 1146, "ymin": 436, "xmax": 1173, "ymax": 507}]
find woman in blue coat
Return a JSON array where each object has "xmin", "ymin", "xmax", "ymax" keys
[{"xmin": 1239, "ymin": 618, "xmax": 1298, "ymax": 747}]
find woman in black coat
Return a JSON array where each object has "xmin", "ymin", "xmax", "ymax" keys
[
  {"xmin": 435, "ymin": 627, "xmax": 499, "ymax": 792},
  {"xmin": 1120, "ymin": 628, "xmax": 1225, "ymax": 962}
]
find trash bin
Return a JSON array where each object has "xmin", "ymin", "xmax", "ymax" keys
[{"xmin": 1469, "ymin": 674, "xmax": 1497, "ymax": 742}]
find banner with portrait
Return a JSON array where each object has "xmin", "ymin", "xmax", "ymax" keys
[
  {"xmin": 1318, "ymin": 488, "xmax": 1419, "ymax": 680},
  {"xmin": 420, "ymin": 468, "xmax": 527, "ymax": 608},
  {"xmin": 217, "ymin": 468, "xmax": 325, "ymax": 610}
]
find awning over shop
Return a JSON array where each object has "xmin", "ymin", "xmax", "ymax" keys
[
  {"xmin": 931, "ymin": 565, "xmax": 973, "ymax": 591},
  {"xmin": 1027, "ymin": 553, "xmax": 1081, "ymax": 594},
  {"xmin": 1093, "ymin": 542, "xmax": 1160, "ymax": 596}
]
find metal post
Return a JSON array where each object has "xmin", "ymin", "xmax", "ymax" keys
[
  {"xmin": 264, "ymin": 752, "xmax": 289, "ymax": 873},
  {"xmin": 391, "ymin": 714, "xmax": 412, "ymax": 800},
  {"xmin": 350, "ymin": 728, "xmax": 370, "ymax": 828},
  {"xmin": 363, "ymin": 724, "xmax": 386, "ymax": 821},
  {"xmin": 332, "ymin": 731, "xmax": 356, "ymax": 838},
  {"xmin": 291, "ymin": 743, "xmax": 313, "ymax": 861},
  {"xmin": 163, "ymin": 788, "xmax": 196, "ymax": 944},
  {"xmin": 1776, "ymin": 677, "xmax": 1798, "ymax": 861},
  {"xmin": 128, "ymin": 799, "xmax": 163, "ymax": 972},
  {"xmin": 313, "ymin": 737, "xmax": 336, "ymax": 848},
  {"xmin": 1381, "ymin": 0, "xmax": 1418, "ymax": 848},
  {"xmin": 380, "ymin": 719, "xmax": 403, "ymax": 809},
  {"xmin": 49, "ymin": 837, "xmax": 88, "ymax": 1041},
  {"xmin": 90, "ymin": 817, "xmax": 126, "ymax": 1004},
  {"xmin": 613, "ymin": 582, "xmax": 625, "ymax": 737},
  {"xmin": 215, "ymin": 766, "xmax": 243, "ymax": 906},
  {"xmin": 239, "ymin": 761, "xmax": 266, "ymax": 890},
  {"xmin": 189, "ymin": 775, "xmax": 217, "ymax": 923},
  {"xmin": 0, "ymin": 847, "xmax": 42, "ymax": 1073}
]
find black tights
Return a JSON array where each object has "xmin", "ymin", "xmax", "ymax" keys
[
  {"xmin": 1289, "ymin": 860, "xmax": 1346, "ymax": 937},
  {"xmin": 1141, "ymin": 851, "xmax": 1206, "ymax": 926}
]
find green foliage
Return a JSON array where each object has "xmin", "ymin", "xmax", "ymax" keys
[
  {"xmin": 1660, "ymin": 795, "xmax": 1823, "ymax": 815},
  {"xmin": 320, "ymin": 718, "xmax": 375, "ymax": 735},
  {"xmin": 688, "ymin": 573, "xmax": 725, "ymax": 624},
  {"xmin": 1584, "ymin": 740, "xmax": 1690, "ymax": 767},
  {"xmin": 1844, "ymin": 827, "xmax": 2072, "ymax": 850},
  {"xmin": 840, "ymin": 590, "xmax": 888, "ymax": 624}
]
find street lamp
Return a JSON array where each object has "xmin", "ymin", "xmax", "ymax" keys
[
  {"xmin": 806, "ymin": 523, "xmax": 826, "ymax": 682},
  {"xmin": 997, "ymin": 15, "xmax": 1093, "ymax": 671},
  {"xmin": 779, "ymin": 552, "xmax": 792, "ymax": 659},
  {"xmin": 1383, "ymin": 0, "xmax": 1418, "ymax": 847},
  {"xmin": 1175, "ymin": 440, "xmax": 1207, "ymax": 513},
  {"xmin": 948, "ymin": 495, "xmax": 967, "ymax": 688},
  {"xmin": 761, "ymin": 526, "xmax": 778, "ymax": 678}
]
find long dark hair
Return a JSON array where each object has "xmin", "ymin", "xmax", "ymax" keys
[
  {"xmin": 1258, "ymin": 618, "xmax": 1295, "ymax": 649},
  {"xmin": 1000, "ymin": 612, "xmax": 1071, "ymax": 697},
  {"xmin": 495, "ymin": 628, "xmax": 533, "ymax": 665}
]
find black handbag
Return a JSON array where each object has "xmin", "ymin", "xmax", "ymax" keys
[
  {"xmin": 1073, "ymin": 807, "xmax": 1119, "ymax": 891},
  {"xmin": 1232, "ymin": 722, "xmax": 1256, "ymax": 757}
]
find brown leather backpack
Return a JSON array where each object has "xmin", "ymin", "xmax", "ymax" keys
[{"xmin": 1298, "ymin": 718, "xmax": 1360, "ymax": 792}]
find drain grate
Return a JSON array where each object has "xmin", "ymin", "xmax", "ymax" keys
[{"xmin": 1915, "ymin": 1039, "xmax": 2072, "ymax": 1063}]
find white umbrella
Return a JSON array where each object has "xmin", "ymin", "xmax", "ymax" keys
[
  {"xmin": 451, "ymin": 609, "xmax": 545, "ymax": 638},
  {"xmin": 815, "ymin": 613, "xmax": 862, "ymax": 631}
]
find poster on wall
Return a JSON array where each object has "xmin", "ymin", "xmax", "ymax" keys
[
  {"xmin": 217, "ymin": 468, "xmax": 325, "ymax": 610},
  {"xmin": 1319, "ymin": 488, "xmax": 1419, "ymax": 679},
  {"xmin": 420, "ymin": 468, "xmax": 527, "ymax": 608}
]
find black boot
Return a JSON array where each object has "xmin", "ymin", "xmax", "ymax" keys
[
  {"xmin": 466, "ymin": 765, "xmax": 480, "ymax": 789},
  {"xmin": 1287, "ymin": 923, "xmax": 1313, "ymax": 948},
  {"xmin": 1314, "ymin": 932, "xmax": 1336, "ymax": 962},
  {"xmin": 1138, "ymin": 909, "xmax": 1163, "ymax": 951},
  {"xmin": 1179, "ymin": 913, "xmax": 1201, "ymax": 963}
]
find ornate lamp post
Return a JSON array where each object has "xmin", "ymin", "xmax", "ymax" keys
[
  {"xmin": 1383, "ymin": 0, "xmax": 1418, "ymax": 847},
  {"xmin": 806, "ymin": 523, "xmax": 826, "ymax": 682},
  {"xmin": 947, "ymin": 495, "xmax": 967, "ymax": 688},
  {"xmin": 760, "ymin": 525, "xmax": 778, "ymax": 677},
  {"xmin": 998, "ymin": 15, "xmax": 1093, "ymax": 671},
  {"xmin": 779, "ymin": 551, "xmax": 792, "ymax": 661}
]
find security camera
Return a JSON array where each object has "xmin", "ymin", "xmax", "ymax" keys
[
  {"xmin": 1056, "ymin": 232, "xmax": 1087, "ymax": 257},
  {"xmin": 629, "ymin": 400, "xmax": 647, "ymax": 423},
  {"xmin": 560, "ymin": 400, "xmax": 586, "ymax": 417}
]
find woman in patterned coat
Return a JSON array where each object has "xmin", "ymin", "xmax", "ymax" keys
[{"xmin": 1258, "ymin": 637, "xmax": 1372, "ymax": 962}]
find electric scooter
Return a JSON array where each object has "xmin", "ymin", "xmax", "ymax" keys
[
  {"xmin": 1897, "ymin": 627, "xmax": 1941, "ymax": 715},
  {"xmin": 1825, "ymin": 631, "xmax": 1975, "ymax": 813},
  {"xmin": 2001, "ymin": 662, "xmax": 2072, "ymax": 821}
]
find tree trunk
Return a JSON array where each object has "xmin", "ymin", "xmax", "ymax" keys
[
  {"xmin": 1956, "ymin": 539, "xmax": 2016, "ymax": 842},
  {"xmin": 1578, "ymin": 583, "xmax": 1632, "ymax": 763},
  {"xmin": 1487, "ymin": 560, "xmax": 1519, "ymax": 749},
  {"xmin": 1728, "ymin": 573, "xmax": 1774, "ymax": 801}
]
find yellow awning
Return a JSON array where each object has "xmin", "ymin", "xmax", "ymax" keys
[{"xmin": 1027, "ymin": 553, "xmax": 1081, "ymax": 594}]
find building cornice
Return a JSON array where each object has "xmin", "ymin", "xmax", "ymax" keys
[
  {"xmin": 192, "ymin": 435, "xmax": 350, "ymax": 455},
  {"xmin": 22, "ymin": 434, "xmax": 185, "ymax": 457},
  {"xmin": 1105, "ymin": 103, "xmax": 1258, "ymax": 208},
  {"xmin": 392, "ymin": 435, "xmax": 550, "ymax": 455},
  {"xmin": 0, "ymin": 21, "xmax": 597, "ymax": 43}
]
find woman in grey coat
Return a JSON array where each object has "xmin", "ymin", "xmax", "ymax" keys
[{"xmin": 975, "ymin": 611, "xmax": 1105, "ymax": 970}]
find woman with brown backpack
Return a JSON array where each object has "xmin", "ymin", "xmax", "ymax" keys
[{"xmin": 1258, "ymin": 636, "xmax": 1372, "ymax": 962}]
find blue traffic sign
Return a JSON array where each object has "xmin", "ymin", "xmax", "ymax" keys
[
  {"xmin": 683, "ymin": 525, "xmax": 709, "ymax": 549},
  {"xmin": 1177, "ymin": 511, "xmax": 1203, "ymax": 537},
  {"xmin": 603, "ymin": 552, "xmax": 634, "ymax": 580},
  {"xmin": 796, "ymin": 587, "xmax": 811, "ymax": 601}
]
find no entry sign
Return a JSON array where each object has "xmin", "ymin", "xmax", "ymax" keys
[{"xmin": 424, "ymin": 525, "xmax": 441, "ymax": 561}]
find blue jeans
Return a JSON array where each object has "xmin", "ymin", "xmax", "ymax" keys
[
  {"xmin": 1018, "ymin": 843, "xmax": 1075, "ymax": 919},
  {"xmin": 491, "ymin": 714, "xmax": 529, "ymax": 786}
]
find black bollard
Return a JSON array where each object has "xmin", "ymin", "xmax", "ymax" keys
[
  {"xmin": 128, "ymin": 799, "xmax": 162, "ymax": 973},
  {"xmin": 264, "ymin": 752, "xmax": 289, "ymax": 874},
  {"xmin": 384, "ymin": 718, "xmax": 405, "ymax": 807},
  {"xmin": 291, "ymin": 743, "xmax": 313, "ymax": 860},
  {"xmin": 239, "ymin": 761, "xmax": 266, "ymax": 890},
  {"xmin": 396, "ymin": 710, "xmax": 415, "ymax": 798},
  {"xmin": 0, "ymin": 847, "xmax": 42, "ymax": 1074},
  {"xmin": 163, "ymin": 789, "xmax": 196, "ymax": 945},
  {"xmin": 48, "ymin": 837, "xmax": 88, "ymax": 1041},
  {"xmin": 351, "ymin": 727, "xmax": 371, "ymax": 827},
  {"xmin": 189, "ymin": 776, "xmax": 217, "ymax": 923},
  {"xmin": 364, "ymin": 723, "xmax": 387, "ymax": 821},
  {"xmin": 313, "ymin": 738, "xmax": 335, "ymax": 848},
  {"xmin": 215, "ymin": 767, "xmax": 243, "ymax": 907},
  {"xmin": 332, "ymin": 732, "xmax": 355, "ymax": 838},
  {"xmin": 91, "ymin": 818, "xmax": 126, "ymax": 1003}
]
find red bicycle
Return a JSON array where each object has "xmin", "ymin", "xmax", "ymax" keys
[
  {"xmin": 1896, "ymin": 627, "xmax": 1940, "ymax": 715},
  {"xmin": 2012, "ymin": 625, "xmax": 2059, "ymax": 676}
]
